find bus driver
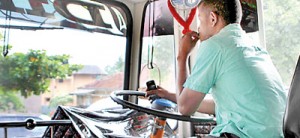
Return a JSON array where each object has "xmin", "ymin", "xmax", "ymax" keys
[{"xmin": 141, "ymin": 0, "xmax": 287, "ymax": 137}]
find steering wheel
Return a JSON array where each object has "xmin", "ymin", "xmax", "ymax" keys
[{"xmin": 110, "ymin": 90, "xmax": 214, "ymax": 123}]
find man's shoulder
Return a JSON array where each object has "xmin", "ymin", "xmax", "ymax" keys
[
  {"xmin": 200, "ymin": 36, "xmax": 225, "ymax": 52},
  {"xmin": 202, "ymin": 36, "xmax": 222, "ymax": 46},
  {"xmin": 209, "ymin": 24, "xmax": 246, "ymax": 45}
]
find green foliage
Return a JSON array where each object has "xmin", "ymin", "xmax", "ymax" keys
[
  {"xmin": 152, "ymin": 36, "xmax": 174, "ymax": 83},
  {"xmin": 49, "ymin": 95, "xmax": 73, "ymax": 108},
  {"xmin": 0, "ymin": 88, "xmax": 24, "ymax": 112},
  {"xmin": 105, "ymin": 56, "xmax": 124, "ymax": 75},
  {"xmin": 242, "ymin": 1, "xmax": 256, "ymax": 9},
  {"xmin": 264, "ymin": 0, "xmax": 300, "ymax": 86},
  {"xmin": 0, "ymin": 46, "xmax": 83, "ymax": 97},
  {"xmin": 141, "ymin": 36, "xmax": 174, "ymax": 83}
]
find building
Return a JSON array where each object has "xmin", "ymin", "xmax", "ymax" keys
[
  {"xmin": 25, "ymin": 65, "xmax": 105, "ymax": 114},
  {"xmin": 70, "ymin": 72, "xmax": 124, "ymax": 108}
]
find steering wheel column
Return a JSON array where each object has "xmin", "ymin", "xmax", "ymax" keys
[
  {"xmin": 151, "ymin": 117, "xmax": 167, "ymax": 138},
  {"xmin": 150, "ymin": 99, "xmax": 177, "ymax": 138}
]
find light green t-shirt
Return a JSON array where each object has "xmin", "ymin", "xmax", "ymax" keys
[{"xmin": 184, "ymin": 24, "xmax": 287, "ymax": 138}]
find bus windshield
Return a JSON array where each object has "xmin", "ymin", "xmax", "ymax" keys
[{"xmin": 0, "ymin": 0, "xmax": 131, "ymax": 116}]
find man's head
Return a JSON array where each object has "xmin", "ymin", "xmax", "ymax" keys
[{"xmin": 197, "ymin": 0, "xmax": 242, "ymax": 41}]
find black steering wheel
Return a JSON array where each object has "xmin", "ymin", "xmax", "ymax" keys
[{"xmin": 110, "ymin": 90, "xmax": 214, "ymax": 123}]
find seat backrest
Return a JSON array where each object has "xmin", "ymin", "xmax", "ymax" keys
[{"xmin": 283, "ymin": 55, "xmax": 300, "ymax": 138}]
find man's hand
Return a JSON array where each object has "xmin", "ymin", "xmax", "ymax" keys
[
  {"xmin": 139, "ymin": 86, "xmax": 168, "ymax": 98},
  {"xmin": 138, "ymin": 86, "xmax": 176, "ymax": 103},
  {"xmin": 178, "ymin": 31, "xmax": 199, "ymax": 59}
]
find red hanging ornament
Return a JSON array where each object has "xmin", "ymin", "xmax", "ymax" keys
[{"xmin": 167, "ymin": 0, "xmax": 197, "ymax": 34}]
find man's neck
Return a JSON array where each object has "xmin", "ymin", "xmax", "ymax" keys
[{"xmin": 212, "ymin": 22, "xmax": 227, "ymax": 36}]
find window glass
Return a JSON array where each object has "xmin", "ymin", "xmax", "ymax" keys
[
  {"xmin": 140, "ymin": 0, "xmax": 176, "ymax": 92},
  {"xmin": 240, "ymin": 0, "xmax": 259, "ymax": 33},
  {"xmin": 263, "ymin": 0, "xmax": 300, "ymax": 86},
  {"xmin": 240, "ymin": 0, "xmax": 260, "ymax": 46},
  {"xmin": 0, "ymin": 0, "xmax": 131, "ymax": 118}
]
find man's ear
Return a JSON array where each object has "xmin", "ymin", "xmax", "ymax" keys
[{"xmin": 210, "ymin": 12, "xmax": 218, "ymax": 27}]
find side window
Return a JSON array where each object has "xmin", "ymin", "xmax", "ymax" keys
[
  {"xmin": 241, "ymin": 0, "xmax": 259, "ymax": 33},
  {"xmin": 0, "ymin": 0, "xmax": 132, "ymax": 114},
  {"xmin": 139, "ymin": 0, "xmax": 176, "ymax": 92},
  {"xmin": 240, "ymin": 0, "xmax": 260, "ymax": 46},
  {"xmin": 264, "ymin": 0, "xmax": 300, "ymax": 87}
]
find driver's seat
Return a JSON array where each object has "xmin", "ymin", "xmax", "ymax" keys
[{"xmin": 283, "ymin": 55, "xmax": 300, "ymax": 137}]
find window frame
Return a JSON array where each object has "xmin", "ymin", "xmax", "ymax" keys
[{"xmin": 138, "ymin": 0, "xmax": 176, "ymax": 87}]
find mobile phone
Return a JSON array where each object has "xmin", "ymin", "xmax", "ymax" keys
[
  {"xmin": 146, "ymin": 80, "xmax": 160, "ymax": 102},
  {"xmin": 146, "ymin": 80, "xmax": 157, "ymax": 90}
]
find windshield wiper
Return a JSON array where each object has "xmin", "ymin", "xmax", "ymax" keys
[{"xmin": 0, "ymin": 25, "xmax": 63, "ymax": 30}]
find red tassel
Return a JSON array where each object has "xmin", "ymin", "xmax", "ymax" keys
[{"xmin": 167, "ymin": 0, "xmax": 197, "ymax": 34}]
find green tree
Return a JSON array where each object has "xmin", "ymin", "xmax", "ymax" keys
[
  {"xmin": 0, "ymin": 89, "xmax": 24, "ymax": 112},
  {"xmin": 141, "ymin": 36, "xmax": 174, "ymax": 83},
  {"xmin": 0, "ymin": 46, "xmax": 83, "ymax": 97},
  {"xmin": 49, "ymin": 95, "xmax": 73, "ymax": 108},
  {"xmin": 153, "ymin": 36, "xmax": 174, "ymax": 82},
  {"xmin": 264, "ymin": 0, "xmax": 300, "ymax": 86},
  {"xmin": 105, "ymin": 56, "xmax": 124, "ymax": 75}
]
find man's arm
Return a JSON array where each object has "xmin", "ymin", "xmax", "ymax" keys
[
  {"xmin": 144, "ymin": 86, "xmax": 215, "ymax": 115},
  {"xmin": 177, "ymin": 57, "xmax": 214, "ymax": 115},
  {"xmin": 154, "ymin": 88, "xmax": 215, "ymax": 115},
  {"xmin": 197, "ymin": 98, "xmax": 215, "ymax": 115},
  {"xmin": 145, "ymin": 32, "xmax": 216, "ymax": 115},
  {"xmin": 176, "ymin": 32, "xmax": 212, "ymax": 116},
  {"xmin": 177, "ymin": 87, "xmax": 206, "ymax": 115}
]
